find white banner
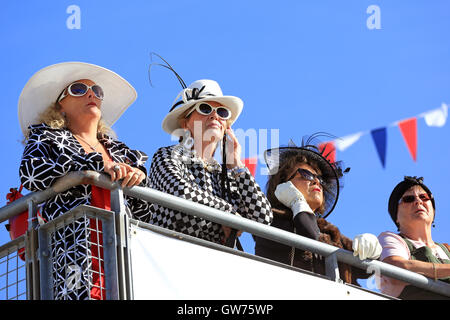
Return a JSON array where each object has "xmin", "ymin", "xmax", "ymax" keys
[{"xmin": 129, "ymin": 225, "xmax": 388, "ymax": 300}]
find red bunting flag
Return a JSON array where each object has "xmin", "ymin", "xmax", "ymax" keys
[
  {"xmin": 319, "ymin": 142, "xmax": 336, "ymax": 163},
  {"xmin": 243, "ymin": 157, "xmax": 258, "ymax": 176},
  {"xmin": 398, "ymin": 117, "xmax": 417, "ymax": 161}
]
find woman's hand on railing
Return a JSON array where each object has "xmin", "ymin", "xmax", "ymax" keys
[
  {"xmin": 352, "ymin": 233, "xmax": 382, "ymax": 260},
  {"xmin": 104, "ymin": 161, "xmax": 146, "ymax": 187},
  {"xmin": 222, "ymin": 226, "xmax": 243, "ymax": 242}
]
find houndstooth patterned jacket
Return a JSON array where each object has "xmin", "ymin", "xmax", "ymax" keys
[
  {"xmin": 149, "ymin": 144, "xmax": 273, "ymax": 244},
  {"xmin": 19, "ymin": 123, "xmax": 151, "ymax": 299}
]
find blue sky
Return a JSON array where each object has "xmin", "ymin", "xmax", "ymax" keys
[{"xmin": 1, "ymin": 1, "xmax": 450, "ymax": 290}]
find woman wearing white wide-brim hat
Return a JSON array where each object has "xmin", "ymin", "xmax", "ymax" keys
[
  {"xmin": 148, "ymin": 57, "xmax": 273, "ymax": 247},
  {"xmin": 18, "ymin": 62, "xmax": 151, "ymax": 300}
]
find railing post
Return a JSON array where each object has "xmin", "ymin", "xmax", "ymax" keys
[
  {"xmin": 26, "ymin": 199, "xmax": 40, "ymax": 300},
  {"xmin": 101, "ymin": 211, "xmax": 120, "ymax": 300},
  {"xmin": 37, "ymin": 222, "xmax": 52, "ymax": 300},
  {"xmin": 324, "ymin": 253, "xmax": 341, "ymax": 283},
  {"xmin": 110, "ymin": 187, "xmax": 133, "ymax": 300}
]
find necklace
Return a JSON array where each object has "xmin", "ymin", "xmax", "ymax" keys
[
  {"xmin": 200, "ymin": 157, "xmax": 221, "ymax": 172},
  {"xmin": 74, "ymin": 134, "xmax": 101, "ymax": 152},
  {"xmin": 175, "ymin": 143, "xmax": 221, "ymax": 172}
]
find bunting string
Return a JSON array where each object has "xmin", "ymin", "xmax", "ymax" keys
[{"xmin": 322, "ymin": 103, "xmax": 448, "ymax": 168}]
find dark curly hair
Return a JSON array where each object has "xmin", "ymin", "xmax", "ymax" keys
[{"xmin": 266, "ymin": 153, "xmax": 326, "ymax": 216}]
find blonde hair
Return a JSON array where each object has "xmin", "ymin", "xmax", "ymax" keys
[{"xmin": 23, "ymin": 102, "xmax": 116, "ymax": 141}]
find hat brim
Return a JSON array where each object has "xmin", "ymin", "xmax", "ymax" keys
[
  {"xmin": 18, "ymin": 62, "xmax": 137, "ymax": 136},
  {"xmin": 162, "ymin": 96, "xmax": 243, "ymax": 137}
]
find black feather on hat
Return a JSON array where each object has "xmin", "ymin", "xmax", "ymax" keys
[{"xmin": 264, "ymin": 133, "xmax": 349, "ymax": 219}]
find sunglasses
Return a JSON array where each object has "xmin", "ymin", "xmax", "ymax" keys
[
  {"xmin": 289, "ymin": 168, "xmax": 325, "ymax": 186},
  {"xmin": 57, "ymin": 82, "xmax": 104, "ymax": 102},
  {"xmin": 185, "ymin": 102, "xmax": 232, "ymax": 120},
  {"xmin": 399, "ymin": 193, "xmax": 431, "ymax": 204}
]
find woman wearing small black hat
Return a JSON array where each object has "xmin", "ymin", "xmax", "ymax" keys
[
  {"xmin": 378, "ymin": 176, "xmax": 450, "ymax": 299},
  {"xmin": 254, "ymin": 135, "xmax": 381, "ymax": 285}
]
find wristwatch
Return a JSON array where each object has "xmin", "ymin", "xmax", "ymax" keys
[{"xmin": 230, "ymin": 166, "xmax": 249, "ymax": 178}]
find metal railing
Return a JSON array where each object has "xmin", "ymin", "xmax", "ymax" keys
[
  {"xmin": 0, "ymin": 171, "xmax": 131, "ymax": 300},
  {"xmin": 0, "ymin": 170, "xmax": 449, "ymax": 299},
  {"xmin": 37, "ymin": 205, "xmax": 119, "ymax": 300},
  {"xmin": 0, "ymin": 236, "xmax": 26, "ymax": 299}
]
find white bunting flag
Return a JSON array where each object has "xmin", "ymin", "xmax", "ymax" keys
[
  {"xmin": 334, "ymin": 132, "xmax": 364, "ymax": 151},
  {"xmin": 422, "ymin": 103, "xmax": 448, "ymax": 127}
]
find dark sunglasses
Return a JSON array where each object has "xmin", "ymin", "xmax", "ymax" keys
[
  {"xmin": 289, "ymin": 168, "xmax": 325, "ymax": 186},
  {"xmin": 57, "ymin": 82, "xmax": 104, "ymax": 102},
  {"xmin": 185, "ymin": 102, "xmax": 232, "ymax": 120},
  {"xmin": 399, "ymin": 193, "xmax": 431, "ymax": 204}
]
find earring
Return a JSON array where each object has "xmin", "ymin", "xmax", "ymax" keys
[{"xmin": 182, "ymin": 130, "xmax": 194, "ymax": 150}]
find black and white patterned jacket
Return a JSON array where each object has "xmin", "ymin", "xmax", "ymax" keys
[
  {"xmin": 149, "ymin": 144, "xmax": 273, "ymax": 244},
  {"xmin": 19, "ymin": 123, "xmax": 151, "ymax": 299},
  {"xmin": 19, "ymin": 123, "xmax": 151, "ymax": 222}
]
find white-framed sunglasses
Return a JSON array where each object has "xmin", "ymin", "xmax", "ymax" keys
[
  {"xmin": 185, "ymin": 102, "xmax": 232, "ymax": 120},
  {"xmin": 57, "ymin": 82, "xmax": 104, "ymax": 102}
]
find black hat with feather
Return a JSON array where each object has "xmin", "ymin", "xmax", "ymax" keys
[{"xmin": 264, "ymin": 133, "xmax": 349, "ymax": 219}]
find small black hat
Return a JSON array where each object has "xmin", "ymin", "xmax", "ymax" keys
[{"xmin": 388, "ymin": 176, "xmax": 435, "ymax": 227}]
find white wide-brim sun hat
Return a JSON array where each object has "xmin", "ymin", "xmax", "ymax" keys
[
  {"xmin": 162, "ymin": 79, "xmax": 243, "ymax": 137},
  {"xmin": 18, "ymin": 61, "xmax": 137, "ymax": 136}
]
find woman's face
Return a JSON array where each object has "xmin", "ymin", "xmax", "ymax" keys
[
  {"xmin": 58, "ymin": 79, "xmax": 102, "ymax": 125},
  {"xmin": 182, "ymin": 101, "xmax": 228, "ymax": 143},
  {"xmin": 397, "ymin": 185, "xmax": 434, "ymax": 230},
  {"xmin": 289, "ymin": 163, "xmax": 324, "ymax": 212}
]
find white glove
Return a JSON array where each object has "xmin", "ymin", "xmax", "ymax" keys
[
  {"xmin": 352, "ymin": 233, "xmax": 382, "ymax": 260},
  {"xmin": 274, "ymin": 181, "xmax": 314, "ymax": 217}
]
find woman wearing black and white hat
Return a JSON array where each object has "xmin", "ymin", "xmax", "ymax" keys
[
  {"xmin": 378, "ymin": 176, "xmax": 450, "ymax": 299},
  {"xmin": 254, "ymin": 135, "xmax": 381, "ymax": 285},
  {"xmin": 148, "ymin": 59, "xmax": 273, "ymax": 247},
  {"xmin": 18, "ymin": 62, "xmax": 151, "ymax": 299}
]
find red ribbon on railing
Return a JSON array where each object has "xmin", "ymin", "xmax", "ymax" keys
[{"xmin": 5, "ymin": 185, "xmax": 28, "ymax": 261}]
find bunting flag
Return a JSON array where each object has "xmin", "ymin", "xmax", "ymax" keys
[
  {"xmin": 422, "ymin": 103, "xmax": 448, "ymax": 127},
  {"xmin": 319, "ymin": 142, "xmax": 336, "ymax": 163},
  {"xmin": 334, "ymin": 132, "xmax": 363, "ymax": 151},
  {"xmin": 243, "ymin": 157, "xmax": 258, "ymax": 176},
  {"xmin": 329, "ymin": 103, "xmax": 447, "ymax": 168},
  {"xmin": 398, "ymin": 117, "xmax": 417, "ymax": 161},
  {"xmin": 371, "ymin": 128, "xmax": 387, "ymax": 168}
]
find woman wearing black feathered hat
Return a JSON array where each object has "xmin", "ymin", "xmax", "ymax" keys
[
  {"xmin": 378, "ymin": 176, "xmax": 450, "ymax": 299},
  {"xmin": 254, "ymin": 134, "xmax": 382, "ymax": 285}
]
